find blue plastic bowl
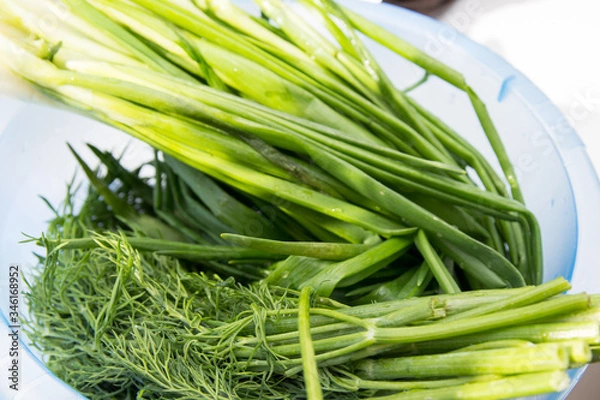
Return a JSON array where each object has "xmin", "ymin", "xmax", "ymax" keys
[{"xmin": 0, "ymin": 1, "xmax": 599, "ymax": 398}]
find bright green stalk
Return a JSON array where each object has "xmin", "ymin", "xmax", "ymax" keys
[
  {"xmin": 382, "ymin": 322, "xmax": 600, "ymax": 356},
  {"xmin": 371, "ymin": 371, "xmax": 570, "ymax": 400},
  {"xmin": 355, "ymin": 343, "xmax": 569, "ymax": 379},
  {"xmin": 255, "ymin": 288, "xmax": 530, "ymax": 337},
  {"xmin": 551, "ymin": 307, "xmax": 600, "ymax": 323},
  {"xmin": 40, "ymin": 236, "xmax": 281, "ymax": 261},
  {"xmin": 562, "ymin": 340, "xmax": 594, "ymax": 366},
  {"xmin": 327, "ymin": 149, "xmax": 520, "ymax": 222},
  {"xmin": 415, "ymin": 230, "xmax": 461, "ymax": 294},
  {"xmin": 176, "ymin": 29, "xmax": 231, "ymax": 91},
  {"xmin": 248, "ymin": 300, "xmax": 444, "ymax": 349},
  {"xmin": 452, "ymin": 339, "xmax": 535, "ymax": 352},
  {"xmin": 86, "ymin": 0, "xmax": 223, "ymax": 86},
  {"xmin": 235, "ymin": 295, "xmax": 590, "ymax": 368},
  {"xmin": 371, "ymin": 299, "xmax": 446, "ymax": 327},
  {"xmin": 411, "ymin": 98, "xmax": 509, "ymax": 196},
  {"xmin": 220, "ymin": 234, "xmax": 373, "ymax": 260},
  {"xmin": 298, "ymin": 287, "xmax": 324, "ymax": 400},
  {"xmin": 341, "ymin": 7, "xmax": 462, "ymax": 88},
  {"xmin": 88, "ymin": 0, "xmax": 190, "ymax": 60},
  {"xmin": 333, "ymin": 373, "xmax": 498, "ymax": 391},
  {"xmin": 466, "ymin": 86, "xmax": 524, "ymax": 201}
]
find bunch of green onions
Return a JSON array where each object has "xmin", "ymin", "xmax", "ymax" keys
[
  {"xmin": 6, "ymin": 0, "xmax": 593, "ymax": 398},
  {"xmin": 20, "ymin": 103, "xmax": 598, "ymax": 400},
  {"xmin": 1, "ymin": 0, "xmax": 543, "ymax": 292},
  {"xmin": 25, "ymin": 200, "xmax": 599, "ymax": 399}
]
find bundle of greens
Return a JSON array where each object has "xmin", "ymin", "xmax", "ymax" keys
[
  {"xmin": 4, "ymin": 0, "xmax": 595, "ymax": 398},
  {"xmin": 24, "ymin": 187, "xmax": 599, "ymax": 400},
  {"xmin": 1, "ymin": 0, "xmax": 541, "ymax": 292}
]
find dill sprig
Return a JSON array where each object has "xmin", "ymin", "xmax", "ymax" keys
[{"xmin": 25, "ymin": 227, "xmax": 307, "ymax": 399}]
